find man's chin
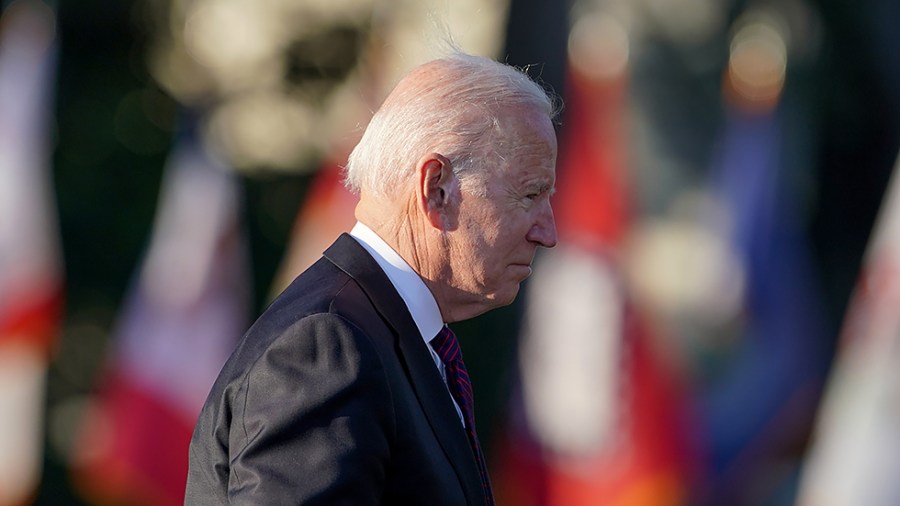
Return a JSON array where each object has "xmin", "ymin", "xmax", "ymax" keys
[
  {"xmin": 489, "ymin": 284, "xmax": 521, "ymax": 308},
  {"xmin": 511, "ymin": 263, "xmax": 534, "ymax": 279},
  {"xmin": 458, "ymin": 284, "xmax": 522, "ymax": 320}
]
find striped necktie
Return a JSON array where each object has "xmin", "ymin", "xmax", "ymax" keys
[{"xmin": 432, "ymin": 325, "xmax": 494, "ymax": 505}]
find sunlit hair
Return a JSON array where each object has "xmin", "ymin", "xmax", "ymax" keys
[{"xmin": 343, "ymin": 52, "xmax": 558, "ymax": 198}]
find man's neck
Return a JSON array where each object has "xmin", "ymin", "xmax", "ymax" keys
[
  {"xmin": 358, "ymin": 199, "xmax": 457, "ymax": 318},
  {"xmin": 350, "ymin": 221, "xmax": 444, "ymax": 339}
]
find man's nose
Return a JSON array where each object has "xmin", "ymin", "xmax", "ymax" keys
[{"xmin": 527, "ymin": 204, "xmax": 557, "ymax": 248}]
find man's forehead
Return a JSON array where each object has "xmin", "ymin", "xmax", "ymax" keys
[{"xmin": 506, "ymin": 149, "xmax": 556, "ymax": 184}]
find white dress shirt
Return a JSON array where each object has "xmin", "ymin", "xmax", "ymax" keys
[{"xmin": 350, "ymin": 222, "xmax": 464, "ymax": 425}]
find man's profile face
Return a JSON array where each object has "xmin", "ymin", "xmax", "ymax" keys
[{"xmin": 443, "ymin": 108, "xmax": 558, "ymax": 312}]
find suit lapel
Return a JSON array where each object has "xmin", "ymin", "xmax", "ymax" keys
[{"xmin": 324, "ymin": 234, "xmax": 484, "ymax": 505}]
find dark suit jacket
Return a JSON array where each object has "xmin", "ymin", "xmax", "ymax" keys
[{"xmin": 185, "ymin": 234, "xmax": 488, "ymax": 505}]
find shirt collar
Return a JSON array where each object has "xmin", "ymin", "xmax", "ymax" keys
[{"xmin": 349, "ymin": 222, "xmax": 444, "ymax": 343}]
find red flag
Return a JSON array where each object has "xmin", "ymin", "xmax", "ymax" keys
[
  {"xmin": 0, "ymin": 2, "xmax": 63, "ymax": 504},
  {"xmin": 71, "ymin": 136, "xmax": 251, "ymax": 506}
]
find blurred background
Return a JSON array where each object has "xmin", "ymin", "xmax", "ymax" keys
[{"xmin": 1, "ymin": 0, "xmax": 899, "ymax": 504}]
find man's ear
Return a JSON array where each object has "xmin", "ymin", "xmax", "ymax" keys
[{"xmin": 417, "ymin": 152, "xmax": 455, "ymax": 230}]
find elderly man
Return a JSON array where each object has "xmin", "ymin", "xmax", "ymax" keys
[{"xmin": 185, "ymin": 51, "xmax": 558, "ymax": 505}]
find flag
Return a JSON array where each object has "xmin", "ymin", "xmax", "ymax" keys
[
  {"xmin": 620, "ymin": 11, "xmax": 829, "ymax": 501},
  {"xmin": 662, "ymin": 14, "xmax": 830, "ymax": 501},
  {"xmin": 71, "ymin": 131, "xmax": 252, "ymax": 506},
  {"xmin": 687, "ymin": 94, "xmax": 828, "ymax": 504},
  {"xmin": 492, "ymin": 12, "xmax": 697, "ymax": 505},
  {"xmin": 0, "ymin": 1, "xmax": 63, "ymax": 504},
  {"xmin": 796, "ymin": 151, "xmax": 900, "ymax": 506}
]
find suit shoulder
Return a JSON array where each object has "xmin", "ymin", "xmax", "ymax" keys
[{"xmin": 187, "ymin": 310, "xmax": 397, "ymax": 503}]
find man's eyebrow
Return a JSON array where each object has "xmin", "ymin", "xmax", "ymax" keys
[{"xmin": 529, "ymin": 181, "xmax": 554, "ymax": 194}]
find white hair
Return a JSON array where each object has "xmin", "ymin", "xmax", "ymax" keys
[{"xmin": 343, "ymin": 52, "xmax": 558, "ymax": 198}]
